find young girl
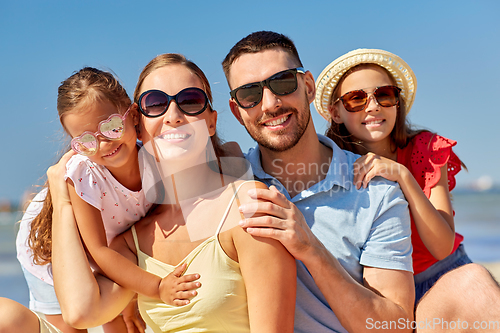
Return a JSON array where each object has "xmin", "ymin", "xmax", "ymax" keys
[
  {"xmin": 14, "ymin": 67, "xmax": 199, "ymax": 333},
  {"xmin": 314, "ymin": 48, "xmax": 470, "ymax": 304}
]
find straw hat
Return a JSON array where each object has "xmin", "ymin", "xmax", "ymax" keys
[{"xmin": 314, "ymin": 49, "xmax": 417, "ymax": 121}]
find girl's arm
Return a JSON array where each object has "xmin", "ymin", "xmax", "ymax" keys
[
  {"xmin": 67, "ymin": 185, "xmax": 164, "ymax": 298},
  {"xmin": 68, "ymin": 180, "xmax": 200, "ymax": 304},
  {"xmin": 353, "ymin": 153, "xmax": 455, "ymax": 259},
  {"xmin": 50, "ymin": 152, "xmax": 135, "ymax": 328},
  {"xmin": 232, "ymin": 182, "xmax": 296, "ymax": 333}
]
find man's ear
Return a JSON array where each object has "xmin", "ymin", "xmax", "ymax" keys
[
  {"xmin": 303, "ymin": 71, "xmax": 316, "ymax": 104},
  {"xmin": 229, "ymin": 99, "xmax": 244, "ymax": 126},
  {"xmin": 329, "ymin": 103, "xmax": 343, "ymax": 124}
]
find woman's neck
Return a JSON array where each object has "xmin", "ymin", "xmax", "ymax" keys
[{"xmin": 157, "ymin": 158, "xmax": 225, "ymax": 203}]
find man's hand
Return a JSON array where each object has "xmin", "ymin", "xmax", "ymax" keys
[{"xmin": 237, "ymin": 185, "xmax": 319, "ymax": 261}]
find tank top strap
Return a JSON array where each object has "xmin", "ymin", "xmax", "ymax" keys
[
  {"xmin": 131, "ymin": 225, "xmax": 141, "ymax": 253},
  {"xmin": 214, "ymin": 180, "xmax": 254, "ymax": 236}
]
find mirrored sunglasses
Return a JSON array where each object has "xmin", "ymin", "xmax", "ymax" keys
[
  {"xmin": 71, "ymin": 107, "xmax": 131, "ymax": 156},
  {"xmin": 230, "ymin": 67, "xmax": 305, "ymax": 109},
  {"xmin": 335, "ymin": 85, "xmax": 401, "ymax": 112},
  {"xmin": 138, "ymin": 87, "xmax": 210, "ymax": 118}
]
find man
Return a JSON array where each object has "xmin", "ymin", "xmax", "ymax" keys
[{"xmin": 222, "ymin": 31, "xmax": 414, "ymax": 333}]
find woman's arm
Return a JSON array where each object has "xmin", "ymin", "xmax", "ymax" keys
[
  {"xmin": 232, "ymin": 182, "xmax": 296, "ymax": 333},
  {"xmin": 353, "ymin": 153, "xmax": 455, "ymax": 259},
  {"xmin": 49, "ymin": 152, "xmax": 135, "ymax": 328}
]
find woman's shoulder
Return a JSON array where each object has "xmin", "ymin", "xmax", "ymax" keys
[
  {"xmin": 232, "ymin": 179, "xmax": 268, "ymax": 190},
  {"xmin": 224, "ymin": 180, "xmax": 267, "ymax": 205},
  {"xmin": 217, "ymin": 180, "xmax": 265, "ymax": 233}
]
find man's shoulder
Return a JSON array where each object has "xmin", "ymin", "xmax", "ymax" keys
[{"xmin": 366, "ymin": 176, "xmax": 403, "ymax": 197}]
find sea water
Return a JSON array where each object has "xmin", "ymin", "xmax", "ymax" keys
[
  {"xmin": 0, "ymin": 211, "xmax": 28, "ymax": 306},
  {"xmin": 1, "ymin": 193, "xmax": 499, "ymax": 307}
]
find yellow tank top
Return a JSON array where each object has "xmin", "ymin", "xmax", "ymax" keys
[{"xmin": 131, "ymin": 181, "xmax": 252, "ymax": 333}]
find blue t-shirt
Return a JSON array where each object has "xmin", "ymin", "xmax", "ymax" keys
[{"xmin": 245, "ymin": 134, "xmax": 412, "ymax": 333}]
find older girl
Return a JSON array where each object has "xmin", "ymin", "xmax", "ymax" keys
[{"xmin": 315, "ymin": 49, "xmax": 500, "ymax": 322}]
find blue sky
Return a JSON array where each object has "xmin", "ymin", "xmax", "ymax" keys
[{"xmin": 1, "ymin": 0, "xmax": 499, "ymax": 203}]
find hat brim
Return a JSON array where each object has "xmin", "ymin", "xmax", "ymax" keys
[{"xmin": 314, "ymin": 49, "xmax": 417, "ymax": 121}]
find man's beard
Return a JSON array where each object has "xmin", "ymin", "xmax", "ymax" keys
[{"xmin": 242, "ymin": 101, "xmax": 311, "ymax": 153}]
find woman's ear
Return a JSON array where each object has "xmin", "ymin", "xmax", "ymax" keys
[
  {"xmin": 207, "ymin": 109, "xmax": 218, "ymax": 136},
  {"xmin": 131, "ymin": 103, "xmax": 140, "ymax": 125},
  {"xmin": 131, "ymin": 103, "xmax": 142, "ymax": 140},
  {"xmin": 328, "ymin": 103, "xmax": 343, "ymax": 124}
]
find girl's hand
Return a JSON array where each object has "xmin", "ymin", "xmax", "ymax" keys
[
  {"xmin": 159, "ymin": 263, "xmax": 201, "ymax": 306},
  {"xmin": 46, "ymin": 150, "xmax": 76, "ymax": 206},
  {"xmin": 121, "ymin": 298, "xmax": 146, "ymax": 333},
  {"xmin": 353, "ymin": 153, "xmax": 407, "ymax": 189}
]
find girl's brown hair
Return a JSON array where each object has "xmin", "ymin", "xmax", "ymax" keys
[
  {"xmin": 325, "ymin": 64, "xmax": 467, "ymax": 173},
  {"xmin": 134, "ymin": 53, "xmax": 226, "ymax": 158},
  {"xmin": 28, "ymin": 67, "xmax": 131, "ymax": 265}
]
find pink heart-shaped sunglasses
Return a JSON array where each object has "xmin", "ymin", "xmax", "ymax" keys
[{"xmin": 71, "ymin": 107, "xmax": 131, "ymax": 156}]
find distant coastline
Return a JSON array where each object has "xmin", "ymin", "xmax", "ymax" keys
[
  {"xmin": 453, "ymin": 185, "xmax": 500, "ymax": 195},
  {"xmin": 1, "ymin": 185, "xmax": 500, "ymax": 214}
]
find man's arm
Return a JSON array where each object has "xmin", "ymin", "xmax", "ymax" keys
[
  {"xmin": 238, "ymin": 185, "xmax": 414, "ymax": 332},
  {"xmin": 303, "ymin": 245, "xmax": 414, "ymax": 332}
]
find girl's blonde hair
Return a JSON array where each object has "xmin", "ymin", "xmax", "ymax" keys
[{"xmin": 29, "ymin": 67, "xmax": 131, "ymax": 265}]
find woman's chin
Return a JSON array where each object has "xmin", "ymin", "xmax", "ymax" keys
[{"xmin": 155, "ymin": 146, "xmax": 190, "ymax": 162}]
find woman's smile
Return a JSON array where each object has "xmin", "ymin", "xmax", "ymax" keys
[{"xmin": 158, "ymin": 129, "xmax": 192, "ymax": 143}]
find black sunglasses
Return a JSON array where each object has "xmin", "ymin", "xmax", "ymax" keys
[
  {"xmin": 138, "ymin": 87, "xmax": 210, "ymax": 118},
  {"xmin": 230, "ymin": 67, "xmax": 305, "ymax": 109},
  {"xmin": 334, "ymin": 85, "xmax": 401, "ymax": 112}
]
